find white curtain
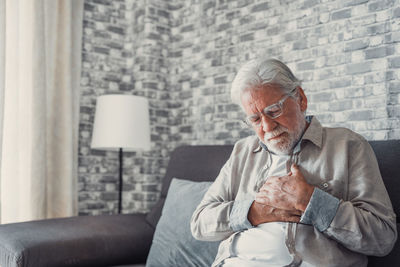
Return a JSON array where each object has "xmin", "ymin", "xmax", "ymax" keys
[{"xmin": 0, "ymin": 0, "xmax": 83, "ymax": 223}]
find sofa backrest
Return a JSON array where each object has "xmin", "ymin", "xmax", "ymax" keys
[
  {"xmin": 368, "ymin": 140, "xmax": 400, "ymax": 218},
  {"xmin": 145, "ymin": 141, "xmax": 399, "ymax": 265},
  {"xmin": 367, "ymin": 140, "xmax": 400, "ymax": 266},
  {"xmin": 160, "ymin": 145, "xmax": 234, "ymax": 197}
]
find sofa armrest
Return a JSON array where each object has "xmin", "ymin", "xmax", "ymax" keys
[{"xmin": 0, "ymin": 214, "xmax": 155, "ymax": 267}]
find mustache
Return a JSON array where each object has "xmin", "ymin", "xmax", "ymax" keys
[{"xmin": 264, "ymin": 125, "xmax": 288, "ymax": 140}]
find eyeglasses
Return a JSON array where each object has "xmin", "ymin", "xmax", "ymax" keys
[{"xmin": 243, "ymin": 93, "xmax": 293, "ymax": 127}]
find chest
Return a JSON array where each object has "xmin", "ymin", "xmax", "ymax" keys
[{"xmin": 233, "ymin": 147, "xmax": 348, "ymax": 200}]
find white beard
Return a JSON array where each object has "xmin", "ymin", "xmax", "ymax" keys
[{"xmin": 263, "ymin": 116, "xmax": 306, "ymax": 155}]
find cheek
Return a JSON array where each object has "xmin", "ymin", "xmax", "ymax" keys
[{"xmin": 278, "ymin": 109, "xmax": 301, "ymax": 131}]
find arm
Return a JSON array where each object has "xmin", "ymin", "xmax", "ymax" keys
[
  {"xmin": 190, "ymin": 156, "xmax": 237, "ymax": 241},
  {"xmin": 255, "ymin": 140, "xmax": 397, "ymax": 256},
  {"xmin": 321, "ymin": 140, "xmax": 397, "ymax": 256}
]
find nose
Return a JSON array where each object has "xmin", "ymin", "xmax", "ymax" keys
[{"xmin": 261, "ymin": 115, "xmax": 278, "ymax": 132}]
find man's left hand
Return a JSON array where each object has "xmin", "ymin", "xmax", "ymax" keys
[{"xmin": 256, "ymin": 164, "xmax": 315, "ymax": 212}]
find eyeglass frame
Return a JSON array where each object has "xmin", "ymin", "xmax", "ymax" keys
[{"xmin": 243, "ymin": 88, "xmax": 297, "ymax": 128}]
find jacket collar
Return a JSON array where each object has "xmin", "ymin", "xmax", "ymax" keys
[
  {"xmin": 253, "ymin": 115, "xmax": 323, "ymax": 153},
  {"xmin": 302, "ymin": 116, "xmax": 323, "ymax": 149}
]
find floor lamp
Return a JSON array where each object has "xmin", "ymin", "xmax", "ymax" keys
[{"xmin": 91, "ymin": 94, "xmax": 151, "ymax": 214}]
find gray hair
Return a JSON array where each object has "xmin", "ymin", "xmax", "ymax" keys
[{"xmin": 230, "ymin": 58, "xmax": 302, "ymax": 105}]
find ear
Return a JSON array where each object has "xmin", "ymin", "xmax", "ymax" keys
[{"xmin": 297, "ymin": 86, "xmax": 308, "ymax": 112}]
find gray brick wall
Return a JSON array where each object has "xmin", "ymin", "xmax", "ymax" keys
[
  {"xmin": 79, "ymin": 0, "xmax": 172, "ymax": 215},
  {"xmin": 79, "ymin": 0, "xmax": 400, "ymax": 215}
]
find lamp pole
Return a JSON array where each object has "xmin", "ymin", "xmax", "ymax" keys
[{"xmin": 118, "ymin": 148, "xmax": 123, "ymax": 214}]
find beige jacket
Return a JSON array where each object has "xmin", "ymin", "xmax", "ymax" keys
[{"xmin": 191, "ymin": 117, "xmax": 397, "ymax": 267}]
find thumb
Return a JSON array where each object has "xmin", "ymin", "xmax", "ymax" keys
[{"xmin": 290, "ymin": 163, "xmax": 300, "ymax": 175}]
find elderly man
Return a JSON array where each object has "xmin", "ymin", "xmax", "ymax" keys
[{"xmin": 191, "ymin": 58, "xmax": 397, "ymax": 267}]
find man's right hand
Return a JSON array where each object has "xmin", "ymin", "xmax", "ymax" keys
[{"xmin": 247, "ymin": 201, "xmax": 302, "ymax": 226}]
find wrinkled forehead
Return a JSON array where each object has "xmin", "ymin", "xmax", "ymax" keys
[{"xmin": 241, "ymin": 83, "xmax": 286, "ymax": 103}]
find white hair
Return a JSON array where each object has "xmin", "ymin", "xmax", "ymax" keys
[{"xmin": 230, "ymin": 58, "xmax": 302, "ymax": 105}]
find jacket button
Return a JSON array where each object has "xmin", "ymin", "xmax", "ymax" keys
[{"xmin": 322, "ymin": 182, "xmax": 329, "ymax": 188}]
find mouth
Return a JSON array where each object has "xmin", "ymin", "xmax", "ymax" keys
[{"xmin": 267, "ymin": 132, "xmax": 285, "ymax": 141}]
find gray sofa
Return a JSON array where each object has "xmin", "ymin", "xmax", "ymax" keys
[{"xmin": 0, "ymin": 141, "xmax": 398, "ymax": 267}]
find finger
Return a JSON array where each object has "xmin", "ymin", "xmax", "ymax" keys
[
  {"xmin": 275, "ymin": 209, "xmax": 301, "ymax": 222},
  {"xmin": 263, "ymin": 177, "xmax": 284, "ymax": 187},
  {"xmin": 265, "ymin": 176, "xmax": 280, "ymax": 182},
  {"xmin": 255, "ymin": 192, "xmax": 270, "ymax": 204},
  {"xmin": 291, "ymin": 209, "xmax": 303, "ymax": 216},
  {"xmin": 288, "ymin": 215, "xmax": 301, "ymax": 223},
  {"xmin": 255, "ymin": 190, "xmax": 269, "ymax": 198},
  {"xmin": 255, "ymin": 196, "xmax": 269, "ymax": 205},
  {"xmin": 283, "ymin": 209, "xmax": 302, "ymax": 217},
  {"xmin": 259, "ymin": 185, "xmax": 270, "ymax": 192},
  {"xmin": 259, "ymin": 182, "xmax": 278, "ymax": 191},
  {"xmin": 259, "ymin": 185, "xmax": 279, "ymax": 194}
]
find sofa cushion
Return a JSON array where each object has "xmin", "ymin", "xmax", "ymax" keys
[
  {"xmin": 146, "ymin": 178, "xmax": 220, "ymax": 267},
  {"xmin": 145, "ymin": 197, "xmax": 165, "ymax": 228},
  {"xmin": 145, "ymin": 145, "xmax": 233, "ymax": 228}
]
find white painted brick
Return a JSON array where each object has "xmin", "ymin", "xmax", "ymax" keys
[
  {"xmin": 317, "ymin": 102, "xmax": 331, "ymax": 111},
  {"xmin": 318, "ymin": 37, "xmax": 329, "ymax": 45},
  {"xmin": 392, "ymin": 21, "xmax": 400, "ymax": 31},
  {"xmin": 351, "ymin": 50, "xmax": 365, "ymax": 62},
  {"xmin": 352, "ymin": 4, "xmax": 368, "ymax": 15},
  {"xmin": 315, "ymin": 57, "xmax": 326, "ymax": 68},
  {"xmin": 109, "ymin": 82, "xmax": 119, "ymax": 90},
  {"xmin": 376, "ymin": 10, "xmax": 392, "ymax": 22},
  {"xmin": 334, "ymin": 111, "xmax": 347, "ymax": 122},
  {"xmin": 371, "ymin": 130, "xmax": 388, "ymax": 140},
  {"xmin": 394, "ymin": 43, "xmax": 400, "ymax": 53},
  {"xmin": 343, "ymin": 30, "xmax": 353, "ymax": 40},
  {"xmin": 372, "ymin": 84, "xmax": 387, "ymax": 95},
  {"xmin": 353, "ymin": 121, "xmax": 367, "ymax": 131},
  {"xmin": 370, "ymin": 36, "xmax": 384, "ymax": 46},
  {"xmin": 254, "ymin": 30, "xmax": 266, "ymax": 40},
  {"xmin": 84, "ymin": 28, "xmax": 93, "ymax": 35},
  {"xmin": 352, "ymin": 75, "xmax": 365, "ymax": 85},
  {"xmin": 393, "ymin": 69, "xmax": 400, "ymax": 80},
  {"xmin": 368, "ymin": 119, "xmax": 391, "ymax": 130},
  {"xmin": 389, "ymin": 129, "xmax": 400, "ymax": 139},
  {"xmin": 371, "ymin": 58, "xmax": 388, "ymax": 71},
  {"xmin": 287, "ymin": 20, "xmax": 297, "ymax": 30},
  {"xmin": 364, "ymin": 97, "xmax": 386, "ymax": 108},
  {"xmin": 319, "ymin": 12, "xmax": 330, "ymax": 23},
  {"xmin": 335, "ymin": 87, "xmax": 346, "ymax": 98},
  {"xmin": 374, "ymin": 108, "xmax": 388, "ymax": 119}
]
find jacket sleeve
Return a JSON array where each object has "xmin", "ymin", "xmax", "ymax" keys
[
  {"xmin": 190, "ymin": 145, "xmax": 254, "ymax": 241},
  {"xmin": 190, "ymin": 156, "xmax": 235, "ymax": 241},
  {"xmin": 305, "ymin": 139, "xmax": 397, "ymax": 256}
]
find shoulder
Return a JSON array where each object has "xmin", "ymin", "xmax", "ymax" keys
[
  {"xmin": 322, "ymin": 126, "xmax": 371, "ymax": 152},
  {"xmin": 231, "ymin": 135, "xmax": 260, "ymax": 157}
]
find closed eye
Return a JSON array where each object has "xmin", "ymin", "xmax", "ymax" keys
[
  {"xmin": 264, "ymin": 103, "xmax": 282, "ymax": 117},
  {"xmin": 248, "ymin": 115, "xmax": 260, "ymax": 123}
]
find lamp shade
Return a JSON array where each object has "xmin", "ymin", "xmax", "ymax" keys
[{"xmin": 91, "ymin": 94, "xmax": 151, "ymax": 151}]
